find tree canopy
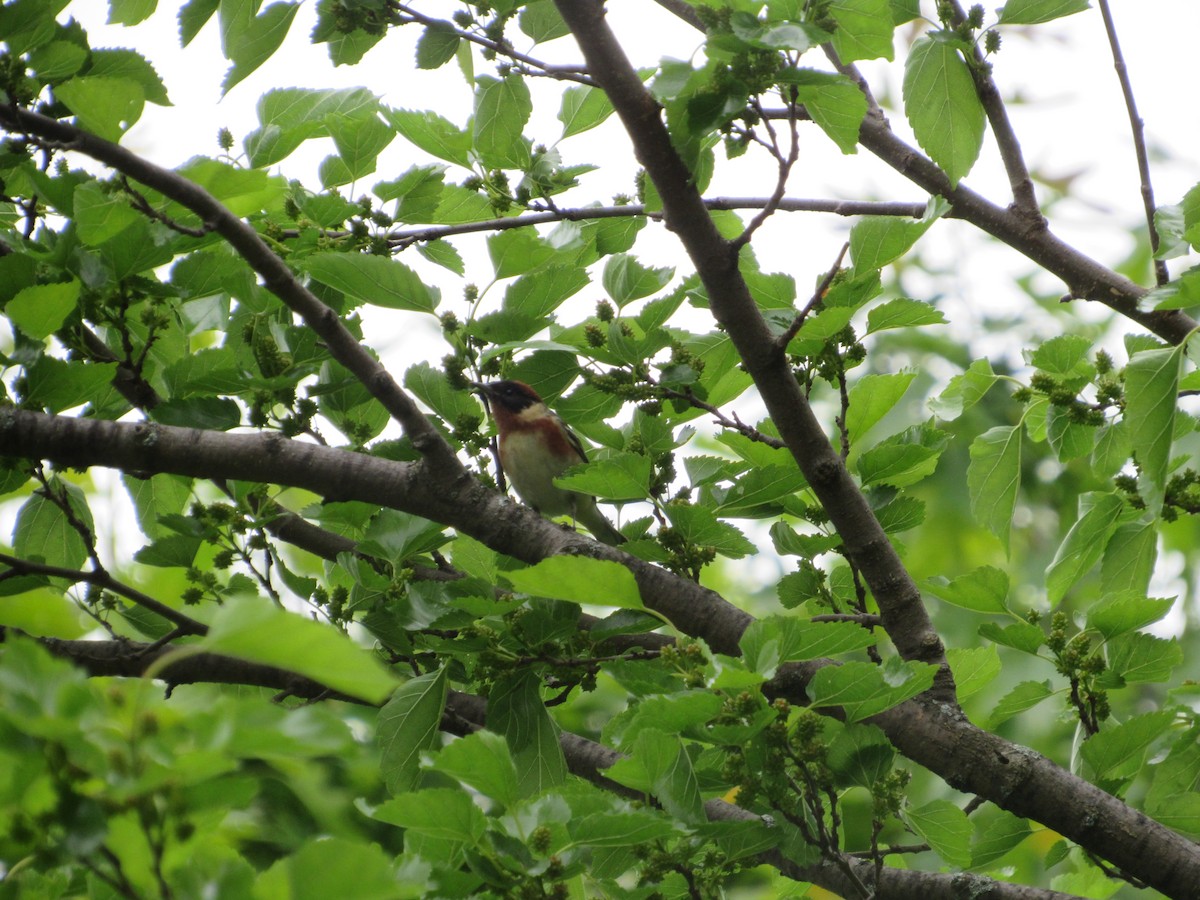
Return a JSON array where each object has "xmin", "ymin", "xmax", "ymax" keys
[{"xmin": 1, "ymin": 0, "xmax": 1200, "ymax": 898}]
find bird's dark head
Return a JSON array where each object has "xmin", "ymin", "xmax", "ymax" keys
[{"xmin": 471, "ymin": 380, "xmax": 544, "ymax": 414}]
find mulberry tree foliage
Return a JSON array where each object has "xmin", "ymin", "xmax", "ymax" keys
[{"xmin": 1, "ymin": 0, "xmax": 1200, "ymax": 897}]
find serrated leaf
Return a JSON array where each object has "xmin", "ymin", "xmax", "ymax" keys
[
  {"xmin": 845, "ymin": 372, "xmax": 916, "ymax": 443},
  {"xmin": 1045, "ymin": 493, "xmax": 1125, "ymax": 605},
  {"xmin": 929, "ymin": 359, "xmax": 997, "ymax": 419},
  {"xmin": 987, "ymin": 680, "xmax": 1054, "ymax": 728},
  {"xmin": 808, "ymin": 660, "xmax": 937, "ymax": 721},
  {"xmin": 489, "ymin": 670, "xmax": 567, "ymax": 796},
  {"xmin": 740, "ymin": 617, "xmax": 876, "ymax": 675},
  {"xmin": 924, "ymin": 566, "xmax": 1008, "ymax": 613},
  {"xmin": 866, "ymin": 297, "xmax": 947, "ymax": 333},
  {"xmin": 301, "ymin": 251, "xmax": 439, "ymax": 311},
  {"xmin": 1125, "ymin": 344, "xmax": 1183, "ymax": 512},
  {"xmin": 967, "ymin": 425, "xmax": 1021, "ymax": 551},
  {"xmin": 1081, "ymin": 710, "xmax": 1175, "ymax": 781},
  {"xmin": 202, "ymin": 599, "xmax": 400, "ymax": 704},
  {"xmin": 947, "ymin": 645, "xmax": 1001, "ymax": 701},
  {"xmin": 998, "ymin": 0, "xmax": 1091, "ymax": 25},
  {"xmin": 905, "ymin": 800, "xmax": 971, "ymax": 867},
  {"xmin": 851, "ymin": 198, "xmax": 948, "ymax": 272},
  {"xmin": 902, "ymin": 34, "xmax": 984, "ymax": 185},
  {"xmin": 555, "ymin": 454, "xmax": 653, "ymax": 502},
  {"xmin": 377, "ymin": 667, "xmax": 447, "ymax": 793},
  {"xmin": 1087, "ymin": 592, "xmax": 1174, "ymax": 639},
  {"xmin": 372, "ymin": 787, "xmax": 485, "ymax": 842},
  {"xmin": 506, "ymin": 556, "xmax": 641, "ymax": 608},
  {"xmin": 473, "ymin": 74, "xmax": 531, "ymax": 169}
]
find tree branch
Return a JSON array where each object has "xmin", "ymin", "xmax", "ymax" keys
[
  {"xmin": 0, "ymin": 409, "xmax": 753, "ymax": 655},
  {"xmin": 1096, "ymin": 0, "xmax": 1170, "ymax": 286},
  {"xmin": 0, "ymin": 103, "xmax": 460, "ymax": 476},
  {"xmin": 552, "ymin": 0, "xmax": 950, "ymax": 683}
]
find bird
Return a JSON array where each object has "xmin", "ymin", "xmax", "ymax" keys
[{"xmin": 471, "ymin": 380, "xmax": 625, "ymax": 546}]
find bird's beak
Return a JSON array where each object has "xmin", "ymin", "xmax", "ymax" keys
[{"xmin": 469, "ymin": 380, "xmax": 488, "ymax": 395}]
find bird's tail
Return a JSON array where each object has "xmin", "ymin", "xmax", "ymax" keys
[{"xmin": 575, "ymin": 500, "xmax": 626, "ymax": 547}]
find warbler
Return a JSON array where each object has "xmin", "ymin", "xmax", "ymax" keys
[{"xmin": 472, "ymin": 380, "xmax": 625, "ymax": 546}]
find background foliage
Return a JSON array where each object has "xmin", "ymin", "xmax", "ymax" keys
[{"xmin": 1, "ymin": 0, "xmax": 1199, "ymax": 897}]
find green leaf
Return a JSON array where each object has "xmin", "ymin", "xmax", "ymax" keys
[
  {"xmin": 519, "ymin": 0, "xmax": 570, "ymax": 42},
  {"xmin": 998, "ymin": 0, "xmax": 1091, "ymax": 25},
  {"xmin": 1045, "ymin": 492, "xmax": 1125, "ymax": 605},
  {"xmin": 717, "ymin": 465, "xmax": 809, "ymax": 517},
  {"xmin": 555, "ymin": 454, "xmax": 653, "ymax": 502},
  {"xmin": 971, "ymin": 811, "xmax": 1031, "ymax": 868},
  {"xmin": 473, "ymin": 74, "xmax": 532, "ymax": 169},
  {"xmin": 506, "ymin": 557, "xmax": 641, "ymax": 609},
  {"xmin": 829, "ymin": 0, "xmax": 895, "ymax": 61},
  {"xmin": 202, "ymin": 599, "xmax": 400, "ymax": 704},
  {"xmin": 609, "ymin": 728, "xmax": 705, "ymax": 825},
  {"xmin": 664, "ymin": 503, "xmax": 757, "ymax": 558},
  {"xmin": 947, "ymin": 645, "xmax": 1001, "ymax": 701},
  {"xmin": 1081, "ymin": 710, "xmax": 1175, "ymax": 781},
  {"xmin": 88, "ymin": 48, "xmax": 170, "ymax": 106},
  {"xmin": 857, "ymin": 442, "xmax": 941, "ymax": 487},
  {"xmin": 1100, "ymin": 521, "xmax": 1156, "ymax": 595},
  {"xmin": 1087, "ymin": 593, "xmax": 1174, "ymax": 639},
  {"xmin": 987, "ymin": 680, "xmax": 1054, "ymax": 728},
  {"xmin": 377, "ymin": 667, "xmax": 448, "ymax": 793},
  {"xmin": 56, "ymin": 76, "xmax": 145, "ymax": 141},
  {"xmin": 74, "ymin": 182, "xmax": 141, "ymax": 246},
  {"xmin": 845, "ymin": 372, "xmax": 916, "ymax": 443},
  {"xmin": 866, "ymin": 297, "xmax": 947, "ymax": 333},
  {"xmin": 902, "ymin": 33, "xmax": 984, "ymax": 186},
  {"xmin": 1029, "ymin": 334, "xmax": 1094, "ymax": 378},
  {"xmin": 372, "ymin": 787, "xmax": 486, "ymax": 842},
  {"xmin": 415, "ymin": 23, "xmax": 459, "ymax": 69},
  {"xmin": 428, "ymin": 730, "xmax": 520, "ymax": 808},
  {"xmin": 501, "ymin": 265, "xmax": 590, "ymax": 318},
  {"xmin": 7, "ymin": 280, "xmax": 79, "ymax": 339},
  {"xmin": 740, "ymin": 617, "xmax": 876, "ymax": 676},
  {"xmin": 559, "ymin": 84, "xmax": 614, "ymax": 138},
  {"xmin": 301, "ymin": 252, "xmax": 439, "ymax": 311},
  {"xmin": 808, "ymin": 660, "xmax": 938, "ymax": 722},
  {"xmin": 255, "ymin": 838, "xmax": 399, "ymax": 900},
  {"xmin": 108, "ymin": 0, "xmax": 157, "ymax": 26},
  {"xmin": 967, "ymin": 425, "xmax": 1021, "ymax": 551},
  {"xmin": 978, "ymin": 621, "xmax": 1046, "ymax": 655},
  {"xmin": 851, "ymin": 198, "xmax": 948, "ymax": 272},
  {"xmin": 487, "ymin": 227, "xmax": 558, "ymax": 278},
  {"xmin": 780, "ymin": 69, "xmax": 868, "ymax": 153},
  {"xmin": 124, "ymin": 474, "xmax": 193, "ymax": 541},
  {"xmin": 922, "ymin": 566, "xmax": 1009, "ymax": 613},
  {"xmin": 1125, "ymin": 344, "xmax": 1183, "ymax": 511},
  {"xmin": 1106, "ymin": 633, "xmax": 1182, "ymax": 684},
  {"xmin": 905, "ymin": 800, "xmax": 971, "ymax": 867},
  {"xmin": 603, "ymin": 254, "xmax": 674, "ymax": 306},
  {"xmin": 218, "ymin": 0, "xmax": 300, "ymax": 94},
  {"xmin": 827, "ymin": 724, "xmax": 895, "ymax": 789},
  {"xmin": 489, "ymin": 670, "xmax": 567, "ymax": 796},
  {"xmin": 929, "ymin": 359, "xmax": 997, "ymax": 419},
  {"xmin": 387, "ymin": 108, "xmax": 472, "ymax": 167},
  {"xmin": 13, "ymin": 484, "xmax": 92, "ymax": 571},
  {"xmin": 23, "ymin": 358, "xmax": 119, "ymax": 413},
  {"xmin": 326, "ymin": 111, "xmax": 394, "ymax": 182}
]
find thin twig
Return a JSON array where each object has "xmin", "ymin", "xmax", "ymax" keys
[
  {"xmin": 777, "ymin": 242, "xmax": 850, "ymax": 350},
  {"xmin": 0, "ymin": 552, "xmax": 208, "ymax": 636},
  {"xmin": 1096, "ymin": 0, "xmax": 1169, "ymax": 286}
]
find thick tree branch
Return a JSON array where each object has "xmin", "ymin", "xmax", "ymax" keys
[
  {"xmin": 0, "ymin": 409, "xmax": 752, "ymax": 654},
  {"xmin": 0, "ymin": 103, "xmax": 460, "ymax": 477},
  {"xmin": 552, "ymin": 0, "xmax": 949, "ymax": 681}
]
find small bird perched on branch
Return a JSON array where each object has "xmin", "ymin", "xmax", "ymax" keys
[{"xmin": 472, "ymin": 380, "xmax": 625, "ymax": 546}]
